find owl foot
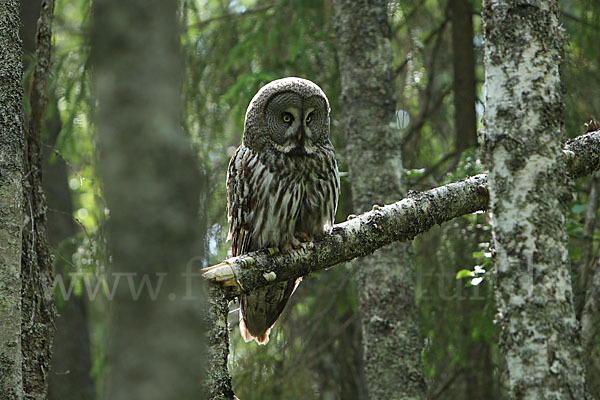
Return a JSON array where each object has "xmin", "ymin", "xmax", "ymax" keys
[
  {"xmin": 281, "ymin": 238, "xmax": 301, "ymax": 253},
  {"xmin": 295, "ymin": 231, "xmax": 315, "ymax": 243},
  {"xmin": 280, "ymin": 232, "xmax": 314, "ymax": 253},
  {"xmin": 279, "ymin": 232, "xmax": 314, "ymax": 254},
  {"xmin": 295, "ymin": 232, "xmax": 308, "ymax": 243}
]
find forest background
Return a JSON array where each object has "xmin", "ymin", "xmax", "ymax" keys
[{"xmin": 5, "ymin": 0, "xmax": 600, "ymax": 399}]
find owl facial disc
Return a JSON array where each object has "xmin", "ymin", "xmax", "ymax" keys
[
  {"xmin": 242, "ymin": 77, "xmax": 330, "ymax": 157},
  {"xmin": 274, "ymin": 106, "xmax": 316, "ymax": 156}
]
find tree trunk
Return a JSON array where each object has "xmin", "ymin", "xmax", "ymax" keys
[
  {"xmin": 577, "ymin": 172, "xmax": 599, "ymax": 314},
  {"xmin": 19, "ymin": 2, "xmax": 95, "ymax": 398},
  {"xmin": 91, "ymin": 0, "xmax": 206, "ymax": 398},
  {"xmin": 204, "ymin": 285, "xmax": 235, "ymax": 400},
  {"xmin": 43, "ymin": 107, "xmax": 95, "ymax": 400},
  {"xmin": 20, "ymin": 1, "xmax": 58, "ymax": 397},
  {"xmin": 0, "ymin": 1, "xmax": 26, "ymax": 398},
  {"xmin": 581, "ymin": 257, "xmax": 600, "ymax": 398},
  {"xmin": 449, "ymin": 0, "xmax": 477, "ymax": 150},
  {"xmin": 482, "ymin": 0, "xmax": 588, "ymax": 397},
  {"xmin": 333, "ymin": 1, "xmax": 427, "ymax": 398}
]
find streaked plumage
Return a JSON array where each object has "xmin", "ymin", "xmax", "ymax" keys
[{"xmin": 227, "ymin": 77, "xmax": 339, "ymax": 344}]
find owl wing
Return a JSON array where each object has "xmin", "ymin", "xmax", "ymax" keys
[
  {"xmin": 227, "ymin": 144, "xmax": 299, "ymax": 344},
  {"xmin": 326, "ymin": 150, "xmax": 340, "ymax": 229},
  {"xmin": 226, "ymin": 145, "xmax": 253, "ymax": 257}
]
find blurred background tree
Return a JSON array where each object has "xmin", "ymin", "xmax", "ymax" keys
[{"xmin": 35, "ymin": 0, "xmax": 600, "ymax": 398}]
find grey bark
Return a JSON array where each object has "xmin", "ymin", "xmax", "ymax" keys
[
  {"xmin": 563, "ymin": 131, "xmax": 600, "ymax": 177},
  {"xmin": 205, "ymin": 131, "xmax": 600, "ymax": 294},
  {"xmin": 0, "ymin": 1, "xmax": 25, "ymax": 398},
  {"xmin": 482, "ymin": 0, "xmax": 588, "ymax": 397},
  {"xmin": 449, "ymin": 0, "xmax": 478, "ymax": 150},
  {"xmin": 91, "ymin": 0, "xmax": 206, "ymax": 398},
  {"xmin": 580, "ymin": 174, "xmax": 600, "ymax": 398},
  {"xmin": 577, "ymin": 172, "xmax": 599, "ymax": 315},
  {"xmin": 581, "ymin": 258, "xmax": 600, "ymax": 399},
  {"xmin": 21, "ymin": 1, "xmax": 58, "ymax": 398},
  {"xmin": 204, "ymin": 284, "xmax": 235, "ymax": 400},
  {"xmin": 332, "ymin": 1, "xmax": 427, "ymax": 397}
]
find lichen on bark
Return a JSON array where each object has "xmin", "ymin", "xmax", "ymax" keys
[
  {"xmin": 482, "ymin": 0, "xmax": 588, "ymax": 397},
  {"xmin": 20, "ymin": 0, "xmax": 58, "ymax": 398},
  {"xmin": 0, "ymin": 1, "xmax": 26, "ymax": 398},
  {"xmin": 203, "ymin": 284, "xmax": 234, "ymax": 400}
]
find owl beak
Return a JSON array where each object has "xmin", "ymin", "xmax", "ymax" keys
[
  {"xmin": 296, "ymin": 128, "xmax": 304, "ymax": 143},
  {"xmin": 288, "ymin": 128, "xmax": 308, "ymax": 156}
]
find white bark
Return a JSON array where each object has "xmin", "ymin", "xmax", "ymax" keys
[{"xmin": 482, "ymin": 0, "xmax": 588, "ymax": 397}]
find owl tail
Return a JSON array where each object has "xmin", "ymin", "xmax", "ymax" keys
[{"xmin": 239, "ymin": 277, "xmax": 301, "ymax": 345}]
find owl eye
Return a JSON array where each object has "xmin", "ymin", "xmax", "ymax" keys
[
  {"xmin": 305, "ymin": 113, "xmax": 312, "ymax": 125},
  {"xmin": 282, "ymin": 112, "xmax": 293, "ymax": 123}
]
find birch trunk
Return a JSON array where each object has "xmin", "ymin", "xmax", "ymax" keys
[
  {"xmin": 482, "ymin": 0, "xmax": 588, "ymax": 397},
  {"xmin": 0, "ymin": 1, "xmax": 25, "ymax": 398},
  {"xmin": 333, "ymin": 1, "xmax": 427, "ymax": 398}
]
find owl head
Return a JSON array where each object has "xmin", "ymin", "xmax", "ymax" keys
[{"xmin": 243, "ymin": 77, "xmax": 331, "ymax": 156}]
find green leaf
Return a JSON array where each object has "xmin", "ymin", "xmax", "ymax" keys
[
  {"xmin": 456, "ymin": 269, "xmax": 473, "ymax": 279},
  {"xmin": 405, "ymin": 168, "xmax": 426, "ymax": 177}
]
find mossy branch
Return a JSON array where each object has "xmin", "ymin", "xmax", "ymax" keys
[{"xmin": 203, "ymin": 130, "xmax": 600, "ymax": 294}]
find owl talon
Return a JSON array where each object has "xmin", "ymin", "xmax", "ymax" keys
[
  {"xmin": 294, "ymin": 232, "xmax": 310, "ymax": 243},
  {"xmin": 282, "ymin": 238, "xmax": 302, "ymax": 253},
  {"xmin": 298, "ymin": 241, "xmax": 313, "ymax": 252}
]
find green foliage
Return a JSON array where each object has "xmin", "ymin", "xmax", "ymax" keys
[
  {"xmin": 415, "ymin": 213, "xmax": 502, "ymax": 398},
  {"xmin": 231, "ymin": 265, "xmax": 363, "ymax": 400},
  {"xmin": 455, "ymin": 269, "xmax": 473, "ymax": 280},
  {"xmin": 43, "ymin": 0, "xmax": 600, "ymax": 398},
  {"xmin": 562, "ymin": 0, "xmax": 600, "ymax": 140}
]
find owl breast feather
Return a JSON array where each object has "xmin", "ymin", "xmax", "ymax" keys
[{"xmin": 227, "ymin": 144, "xmax": 339, "ymax": 254}]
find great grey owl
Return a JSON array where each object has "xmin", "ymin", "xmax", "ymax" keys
[{"xmin": 227, "ymin": 77, "xmax": 340, "ymax": 344}]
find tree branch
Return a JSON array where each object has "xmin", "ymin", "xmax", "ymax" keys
[
  {"xmin": 563, "ymin": 131, "xmax": 600, "ymax": 178},
  {"xmin": 204, "ymin": 130, "xmax": 600, "ymax": 294}
]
